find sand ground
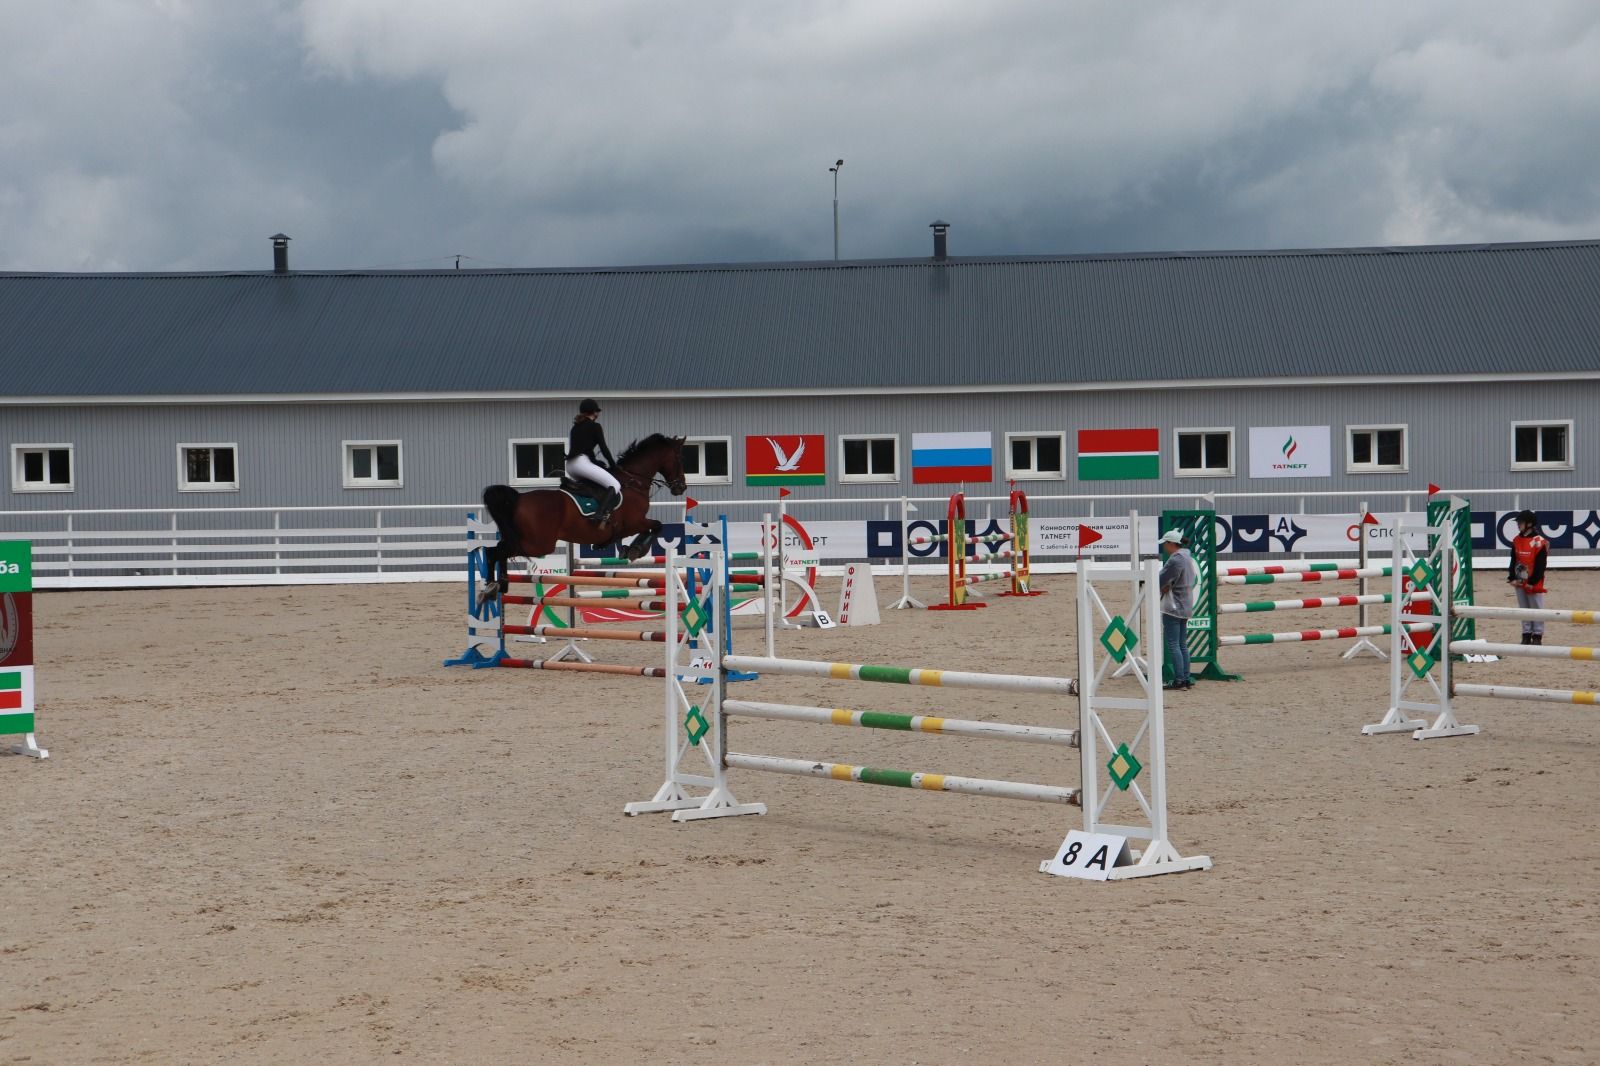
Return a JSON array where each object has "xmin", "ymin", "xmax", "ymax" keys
[{"xmin": 4, "ymin": 568, "xmax": 1599, "ymax": 1065}]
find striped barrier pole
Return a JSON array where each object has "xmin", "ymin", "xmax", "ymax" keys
[
  {"xmin": 1451, "ymin": 640, "xmax": 1598, "ymax": 661},
  {"xmin": 1218, "ymin": 592, "xmax": 1433, "ymax": 614},
  {"xmin": 1452, "ymin": 683, "xmax": 1598, "ymax": 706},
  {"xmin": 721, "ymin": 753, "xmax": 1081, "ymax": 806},
  {"xmin": 500, "ymin": 660, "xmax": 670, "ymax": 677},
  {"xmin": 1456, "ymin": 606, "xmax": 1598, "ymax": 625},
  {"xmin": 1220, "ymin": 560, "xmax": 1366, "ymax": 577},
  {"xmin": 723, "ymin": 655, "xmax": 1078, "ymax": 696},
  {"xmin": 1220, "ymin": 622, "xmax": 1435, "ymax": 646},
  {"xmin": 723, "ymin": 700, "xmax": 1079, "ymax": 746},
  {"xmin": 1222, "ymin": 566, "xmax": 1392, "ymax": 585}
]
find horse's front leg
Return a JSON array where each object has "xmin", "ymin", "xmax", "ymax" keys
[{"xmin": 623, "ymin": 519, "xmax": 663, "ymax": 561}]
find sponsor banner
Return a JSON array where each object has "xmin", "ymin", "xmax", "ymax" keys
[
  {"xmin": 1076, "ymin": 428, "xmax": 1159, "ymax": 481},
  {"xmin": 0, "ymin": 540, "xmax": 29, "ymax": 593},
  {"xmin": 614, "ymin": 509, "xmax": 1600, "ymax": 564},
  {"xmin": 744, "ymin": 434, "xmax": 826, "ymax": 486},
  {"xmin": 1248, "ymin": 426, "xmax": 1332, "ymax": 479},
  {"xmin": 911, "ymin": 432, "xmax": 992, "ymax": 484}
]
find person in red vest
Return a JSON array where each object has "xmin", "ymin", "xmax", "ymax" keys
[{"xmin": 1508, "ymin": 509, "xmax": 1549, "ymax": 645}]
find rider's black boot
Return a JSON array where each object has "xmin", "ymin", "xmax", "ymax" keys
[{"xmin": 597, "ymin": 488, "xmax": 623, "ymax": 523}]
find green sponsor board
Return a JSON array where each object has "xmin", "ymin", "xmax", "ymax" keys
[{"xmin": 0, "ymin": 541, "xmax": 30, "ymax": 593}]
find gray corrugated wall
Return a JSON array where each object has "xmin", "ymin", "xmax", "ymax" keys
[{"xmin": 2, "ymin": 380, "xmax": 1595, "ymax": 515}]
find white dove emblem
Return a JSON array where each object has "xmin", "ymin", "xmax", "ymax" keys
[{"xmin": 766, "ymin": 437, "xmax": 805, "ymax": 472}]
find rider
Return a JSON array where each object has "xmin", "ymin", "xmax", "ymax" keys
[{"xmin": 566, "ymin": 398, "xmax": 623, "ymax": 522}]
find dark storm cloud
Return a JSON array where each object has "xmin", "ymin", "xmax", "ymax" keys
[{"xmin": 3, "ymin": 1, "xmax": 1598, "ymax": 272}]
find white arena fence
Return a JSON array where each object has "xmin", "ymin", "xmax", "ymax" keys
[{"xmin": 3, "ymin": 486, "xmax": 1598, "ymax": 589}]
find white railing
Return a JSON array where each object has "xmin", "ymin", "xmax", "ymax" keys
[
  {"xmin": 0, "ymin": 504, "xmax": 480, "ymax": 589},
  {"xmin": 5, "ymin": 486, "xmax": 1597, "ymax": 589}
]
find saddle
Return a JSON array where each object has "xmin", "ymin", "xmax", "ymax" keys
[{"xmin": 559, "ymin": 476, "xmax": 611, "ymax": 517}]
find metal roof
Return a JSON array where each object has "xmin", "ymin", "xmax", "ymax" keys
[{"xmin": 4, "ymin": 240, "xmax": 1600, "ymax": 399}]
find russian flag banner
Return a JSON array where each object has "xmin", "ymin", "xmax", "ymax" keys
[{"xmin": 912, "ymin": 432, "xmax": 992, "ymax": 484}]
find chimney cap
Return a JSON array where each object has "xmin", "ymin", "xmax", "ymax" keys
[
  {"xmin": 270, "ymin": 233, "xmax": 291, "ymax": 242},
  {"xmin": 929, "ymin": 220, "xmax": 950, "ymax": 229}
]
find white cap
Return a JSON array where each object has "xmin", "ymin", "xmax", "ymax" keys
[{"xmin": 1158, "ymin": 529, "xmax": 1185, "ymax": 545}]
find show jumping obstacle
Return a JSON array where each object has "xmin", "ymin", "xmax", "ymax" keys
[
  {"xmin": 925, "ymin": 490, "xmax": 1043, "ymax": 611},
  {"xmin": 445, "ymin": 513, "xmax": 723, "ymax": 675},
  {"xmin": 1165, "ymin": 502, "xmax": 1473, "ymax": 681},
  {"xmin": 626, "ymin": 549, "xmax": 1210, "ymax": 880},
  {"xmin": 1, "ymin": 540, "xmax": 46, "ymax": 760},
  {"xmin": 446, "ymin": 510, "xmax": 827, "ymax": 674},
  {"xmin": 1366, "ymin": 497, "xmax": 1599, "ymax": 739}
]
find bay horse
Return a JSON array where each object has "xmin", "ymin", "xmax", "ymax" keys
[{"xmin": 477, "ymin": 433, "xmax": 688, "ymax": 606}]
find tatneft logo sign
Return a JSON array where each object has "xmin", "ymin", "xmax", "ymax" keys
[{"xmin": 1248, "ymin": 426, "xmax": 1331, "ymax": 478}]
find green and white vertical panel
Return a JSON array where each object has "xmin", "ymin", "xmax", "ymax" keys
[
  {"xmin": 1, "ymin": 540, "xmax": 46, "ymax": 759},
  {"xmin": 1158, "ymin": 510, "xmax": 1239, "ymax": 682},
  {"xmin": 1426, "ymin": 498, "xmax": 1475, "ymax": 645}
]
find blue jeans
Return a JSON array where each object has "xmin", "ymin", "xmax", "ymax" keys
[{"xmin": 1163, "ymin": 614, "xmax": 1192, "ymax": 685}]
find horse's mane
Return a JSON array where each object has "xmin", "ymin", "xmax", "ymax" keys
[{"xmin": 616, "ymin": 433, "xmax": 677, "ymax": 467}]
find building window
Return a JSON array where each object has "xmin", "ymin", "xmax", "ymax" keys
[
  {"xmin": 343, "ymin": 440, "xmax": 403, "ymax": 488},
  {"xmin": 10, "ymin": 444, "xmax": 74, "ymax": 492},
  {"xmin": 682, "ymin": 436, "xmax": 731, "ymax": 484},
  {"xmin": 1173, "ymin": 429, "xmax": 1233, "ymax": 477},
  {"xmin": 1511, "ymin": 420, "xmax": 1572, "ymax": 470},
  {"xmin": 1347, "ymin": 425, "xmax": 1408, "ymax": 473},
  {"xmin": 1006, "ymin": 432, "xmax": 1065, "ymax": 480},
  {"xmin": 840, "ymin": 434, "xmax": 899, "ymax": 483},
  {"xmin": 510, "ymin": 439, "xmax": 567, "ymax": 486},
  {"xmin": 178, "ymin": 444, "xmax": 239, "ymax": 491}
]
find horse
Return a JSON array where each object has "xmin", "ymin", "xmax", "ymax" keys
[{"xmin": 477, "ymin": 433, "xmax": 688, "ymax": 606}]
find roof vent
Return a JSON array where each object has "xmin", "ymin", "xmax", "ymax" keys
[
  {"xmin": 271, "ymin": 233, "xmax": 291, "ymax": 274},
  {"xmin": 930, "ymin": 220, "xmax": 950, "ymax": 261}
]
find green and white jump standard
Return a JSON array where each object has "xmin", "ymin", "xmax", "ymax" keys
[
  {"xmin": 1, "ymin": 540, "xmax": 46, "ymax": 760},
  {"xmin": 1359, "ymin": 497, "xmax": 1587, "ymax": 740},
  {"xmin": 627, "ymin": 550, "xmax": 1210, "ymax": 879}
]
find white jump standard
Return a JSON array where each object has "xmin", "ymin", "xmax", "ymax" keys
[{"xmin": 627, "ymin": 550, "xmax": 1210, "ymax": 880}]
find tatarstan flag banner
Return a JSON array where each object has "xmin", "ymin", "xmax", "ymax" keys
[
  {"xmin": 745, "ymin": 435, "xmax": 826, "ymax": 486},
  {"xmin": 1077, "ymin": 428, "xmax": 1160, "ymax": 480},
  {"xmin": 911, "ymin": 432, "xmax": 992, "ymax": 484}
]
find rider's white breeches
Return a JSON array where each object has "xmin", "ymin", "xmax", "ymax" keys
[{"xmin": 566, "ymin": 454, "xmax": 621, "ymax": 494}]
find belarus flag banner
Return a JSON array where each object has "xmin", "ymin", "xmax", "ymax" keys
[
  {"xmin": 1077, "ymin": 428, "xmax": 1160, "ymax": 480},
  {"xmin": 911, "ymin": 432, "xmax": 992, "ymax": 484},
  {"xmin": 744, "ymin": 435, "xmax": 826, "ymax": 486}
]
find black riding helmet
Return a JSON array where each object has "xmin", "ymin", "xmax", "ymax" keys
[
  {"xmin": 579, "ymin": 398, "xmax": 602, "ymax": 414},
  {"xmin": 1516, "ymin": 509, "xmax": 1537, "ymax": 525}
]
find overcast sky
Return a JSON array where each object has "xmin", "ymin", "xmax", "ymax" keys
[{"xmin": 4, "ymin": 1, "xmax": 1599, "ymax": 273}]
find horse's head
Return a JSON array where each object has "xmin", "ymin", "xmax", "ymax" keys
[
  {"xmin": 616, "ymin": 433, "xmax": 689, "ymax": 496},
  {"xmin": 663, "ymin": 435, "xmax": 688, "ymax": 496}
]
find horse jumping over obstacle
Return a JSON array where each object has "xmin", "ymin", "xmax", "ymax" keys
[{"xmin": 476, "ymin": 433, "xmax": 688, "ymax": 606}]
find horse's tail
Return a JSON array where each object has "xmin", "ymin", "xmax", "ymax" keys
[{"xmin": 482, "ymin": 485, "xmax": 520, "ymax": 539}]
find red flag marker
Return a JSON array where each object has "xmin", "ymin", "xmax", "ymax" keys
[
  {"xmin": 1362, "ymin": 512, "xmax": 1379, "ymax": 525},
  {"xmin": 684, "ymin": 496, "xmax": 699, "ymax": 512},
  {"xmin": 1078, "ymin": 525, "xmax": 1104, "ymax": 549},
  {"xmin": 1427, "ymin": 483, "xmax": 1441, "ymax": 496},
  {"xmin": 778, "ymin": 487, "xmax": 792, "ymax": 498}
]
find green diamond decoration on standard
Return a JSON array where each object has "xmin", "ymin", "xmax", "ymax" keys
[
  {"xmin": 684, "ymin": 706, "xmax": 709, "ymax": 746},
  {"xmin": 1099, "ymin": 616, "xmax": 1138, "ymax": 663},
  {"xmin": 680, "ymin": 597, "xmax": 710, "ymax": 637},
  {"xmin": 1107, "ymin": 743, "xmax": 1142, "ymax": 791},
  {"xmin": 1406, "ymin": 558, "xmax": 1437, "ymax": 589},
  {"xmin": 1406, "ymin": 645, "xmax": 1436, "ymax": 680}
]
